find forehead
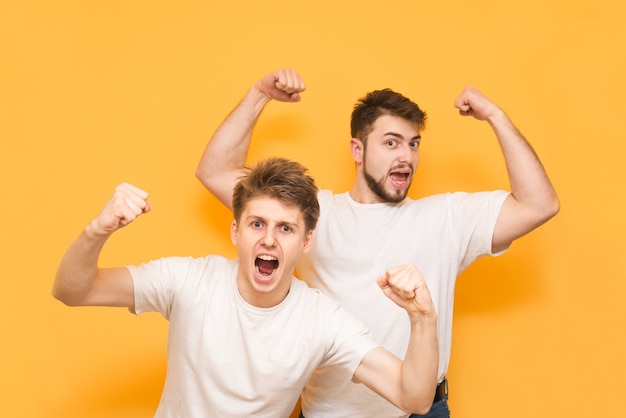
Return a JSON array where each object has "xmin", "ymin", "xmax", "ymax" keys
[
  {"xmin": 370, "ymin": 114, "xmax": 421, "ymax": 137},
  {"xmin": 241, "ymin": 196, "xmax": 305, "ymax": 225}
]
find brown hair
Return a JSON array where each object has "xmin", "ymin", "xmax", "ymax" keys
[
  {"xmin": 350, "ymin": 88, "xmax": 427, "ymax": 146},
  {"xmin": 232, "ymin": 158, "xmax": 320, "ymax": 232}
]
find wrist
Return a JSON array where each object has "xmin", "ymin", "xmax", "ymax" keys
[
  {"xmin": 249, "ymin": 83, "xmax": 273, "ymax": 106},
  {"xmin": 408, "ymin": 309, "xmax": 437, "ymax": 325},
  {"xmin": 83, "ymin": 219, "xmax": 114, "ymax": 241},
  {"xmin": 486, "ymin": 107, "xmax": 509, "ymax": 127}
]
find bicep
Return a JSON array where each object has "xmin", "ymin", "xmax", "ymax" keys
[
  {"xmin": 82, "ymin": 267, "xmax": 136, "ymax": 308},
  {"xmin": 352, "ymin": 347, "xmax": 403, "ymax": 407},
  {"xmin": 492, "ymin": 194, "xmax": 546, "ymax": 253}
]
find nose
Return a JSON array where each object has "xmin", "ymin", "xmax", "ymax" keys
[
  {"xmin": 397, "ymin": 143, "xmax": 413, "ymax": 164},
  {"xmin": 261, "ymin": 228, "xmax": 277, "ymax": 247}
]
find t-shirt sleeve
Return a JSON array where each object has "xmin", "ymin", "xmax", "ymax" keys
[
  {"xmin": 319, "ymin": 300, "xmax": 379, "ymax": 377},
  {"xmin": 446, "ymin": 190, "xmax": 509, "ymax": 271},
  {"xmin": 127, "ymin": 256, "xmax": 192, "ymax": 319}
]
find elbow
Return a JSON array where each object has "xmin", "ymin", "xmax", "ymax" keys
[
  {"xmin": 401, "ymin": 399, "xmax": 433, "ymax": 416},
  {"xmin": 546, "ymin": 184, "xmax": 561, "ymax": 217},
  {"xmin": 399, "ymin": 387, "xmax": 437, "ymax": 416},
  {"xmin": 194, "ymin": 166, "xmax": 209, "ymax": 188},
  {"xmin": 51, "ymin": 290, "xmax": 72, "ymax": 306},
  {"xmin": 539, "ymin": 193, "xmax": 561, "ymax": 225},
  {"xmin": 549, "ymin": 195, "xmax": 561, "ymax": 219},
  {"xmin": 397, "ymin": 376, "xmax": 439, "ymax": 415},
  {"xmin": 51, "ymin": 286, "xmax": 81, "ymax": 307},
  {"xmin": 524, "ymin": 192, "xmax": 560, "ymax": 230}
]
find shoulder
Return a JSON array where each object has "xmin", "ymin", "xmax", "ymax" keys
[
  {"xmin": 444, "ymin": 190, "xmax": 510, "ymax": 209},
  {"xmin": 128, "ymin": 255, "xmax": 236, "ymax": 284},
  {"xmin": 141, "ymin": 254, "xmax": 233, "ymax": 269},
  {"xmin": 317, "ymin": 189, "xmax": 335, "ymax": 205},
  {"xmin": 409, "ymin": 190, "xmax": 508, "ymax": 208}
]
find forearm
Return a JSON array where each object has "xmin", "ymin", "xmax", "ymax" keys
[
  {"xmin": 400, "ymin": 313, "xmax": 439, "ymax": 413},
  {"xmin": 196, "ymin": 86, "xmax": 271, "ymax": 207},
  {"xmin": 359, "ymin": 265, "xmax": 439, "ymax": 413},
  {"xmin": 52, "ymin": 221, "xmax": 109, "ymax": 306},
  {"xmin": 488, "ymin": 110, "xmax": 560, "ymax": 250}
]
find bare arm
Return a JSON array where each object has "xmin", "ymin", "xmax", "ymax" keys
[
  {"xmin": 52, "ymin": 183, "xmax": 151, "ymax": 308},
  {"xmin": 454, "ymin": 86, "xmax": 560, "ymax": 253},
  {"xmin": 195, "ymin": 68, "xmax": 306, "ymax": 209},
  {"xmin": 353, "ymin": 265, "xmax": 439, "ymax": 415}
]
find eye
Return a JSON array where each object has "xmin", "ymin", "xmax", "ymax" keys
[
  {"xmin": 410, "ymin": 140, "xmax": 420, "ymax": 149},
  {"xmin": 280, "ymin": 225, "xmax": 292, "ymax": 233},
  {"xmin": 386, "ymin": 139, "xmax": 396, "ymax": 147},
  {"xmin": 252, "ymin": 221, "xmax": 263, "ymax": 228}
]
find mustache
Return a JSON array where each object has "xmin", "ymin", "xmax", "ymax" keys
[{"xmin": 389, "ymin": 163, "xmax": 414, "ymax": 173}]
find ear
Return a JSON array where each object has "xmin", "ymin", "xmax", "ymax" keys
[
  {"xmin": 230, "ymin": 220, "xmax": 238, "ymax": 245},
  {"xmin": 302, "ymin": 229, "xmax": 314, "ymax": 254},
  {"xmin": 350, "ymin": 138, "xmax": 364, "ymax": 163}
]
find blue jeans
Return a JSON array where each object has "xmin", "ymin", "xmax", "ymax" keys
[
  {"xmin": 298, "ymin": 395, "xmax": 450, "ymax": 418},
  {"xmin": 409, "ymin": 395, "xmax": 450, "ymax": 418}
]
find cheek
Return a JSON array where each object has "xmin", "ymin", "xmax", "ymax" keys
[
  {"xmin": 366, "ymin": 151, "xmax": 390, "ymax": 171},
  {"xmin": 280, "ymin": 238, "xmax": 305, "ymax": 257}
]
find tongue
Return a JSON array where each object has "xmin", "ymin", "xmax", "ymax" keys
[
  {"xmin": 257, "ymin": 259, "xmax": 276, "ymax": 276},
  {"xmin": 390, "ymin": 173, "xmax": 407, "ymax": 182}
]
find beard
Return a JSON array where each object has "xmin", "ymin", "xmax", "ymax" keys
[{"xmin": 363, "ymin": 161, "xmax": 412, "ymax": 203}]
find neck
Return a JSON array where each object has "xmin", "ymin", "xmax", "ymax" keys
[
  {"xmin": 349, "ymin": 177, "xmax": 385, "ymax": 204},
  {"xmin": 236, "ymin": 275, "xmax": 291, "ymax": 308}
]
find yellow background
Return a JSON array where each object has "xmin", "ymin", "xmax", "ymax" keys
[{"xmin": 1, "ymin": 1, "xmax": 625, "ymax": 417}]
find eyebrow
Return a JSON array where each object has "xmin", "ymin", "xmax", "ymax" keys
[
  {"xmin": 245, "ymin": 214, "xmax": 299, "ymax": 230},
  {"xmin": 384, "ymin": 131, "xmax": 422, "ymax": 141}
]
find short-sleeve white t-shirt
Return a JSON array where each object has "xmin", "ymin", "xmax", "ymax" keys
[
  {"xmin": 299, "ymin": 190, "xmax": 509, "ymax": 418},
  {"xmin": 129, "ymin": 255, "xmax": 377, "ymax": 418}
]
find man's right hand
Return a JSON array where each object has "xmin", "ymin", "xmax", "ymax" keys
[
  {"xmin": 255, "ymin": 68, "xmax": 306, "ymax": 103},
  {"xmin": 90, "ymin": 183, "xmax": 151, "ymax": 237},
  {"xmin": 376, "ymin": 265, "xmax": 436, "ymax": 319}
]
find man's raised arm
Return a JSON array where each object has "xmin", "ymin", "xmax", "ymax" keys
[
  {"xmin": 52, "ymin": 183, "xmax": 151, "ymax": 308},
  {"xmin": 196, "ymin": 68, "xmax": 306, "ymax": 209},
  {"xmin": 453, "ymin": 85, "xmax": 560, "ymax": 253},
  {"xmin": 353, "ymin": 265, "xmax": 439, "ymax": 415}
]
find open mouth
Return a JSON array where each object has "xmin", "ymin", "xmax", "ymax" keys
[
  {"xmin": 255, "ymin": 255, "xmax": 278, "ymax": 277},
  {"xmin": 389, "ymin": 171, "xmax": 410, "ymax": 187},
  {"xmin": 390, "ymin": 172, "xmax": 409, "ymax": 181}
]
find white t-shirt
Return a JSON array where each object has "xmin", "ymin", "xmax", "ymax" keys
[
  {"xmin": 129, "ymin": 255, "xmax": 377, "ymax": 418},
  {"xmin": 299, "ymin": 190, "xmax": 509, "ymax": 418}
]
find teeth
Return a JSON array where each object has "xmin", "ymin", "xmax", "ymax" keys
[{"xmin": 257, "ymin": 255, "xmax": 277, "ymax": 261}]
